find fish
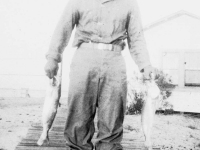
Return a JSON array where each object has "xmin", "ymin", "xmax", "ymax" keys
[
  {"xmin": 37, "ymin": 64, "xmax": 62, "ymax": 146},
  {"xmin": 141, "ymin": 76, "xmax": 160, "ymax": 150}
]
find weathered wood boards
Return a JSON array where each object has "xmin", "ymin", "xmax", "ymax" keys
[{"xmin": 15, "ymin": 108, "xmax": 160, "ymax": 150}]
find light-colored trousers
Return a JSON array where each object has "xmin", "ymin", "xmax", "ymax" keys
[{"xmin": 64, "ymin": 44, "xmax": 127, "ymax": 150}]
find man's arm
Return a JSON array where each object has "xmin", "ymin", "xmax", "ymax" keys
[
  {"xmin": 45, "ymin": 0, "xmax": 79, "ymax": 78},
  {"xmin": 46, "ymin": 0, "xmax": 79, "ymax": 62},
  {"xmin": 126, "ymin": 0, "xmax": 151, "ymax": 71}
]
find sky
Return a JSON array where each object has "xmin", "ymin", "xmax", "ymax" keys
[
  {"xmin": 1, "ymin": 0, "xmax": 200, "ymax": 90},
  {"xmin": 1, "ymin": 0, "xmax": 200, "ymax": 59},
  {"xmin": 2, "ymin": 0, "xmax": 200, "ymax": 27},
  {"xmin": 138, "ymin": 0, "xmax": 200, "ymax": 26},
  {"xmin": 1, "ymin": 0, "xmax": 200, "ymax": 58},
  {"xmin": 1, "ymin": 0, "xmax": 200, "ymax": 61}
]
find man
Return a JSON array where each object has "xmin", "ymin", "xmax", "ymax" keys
[{"xmin": 44, "ymin": 0, "xmax": 155, "ymax": 149}]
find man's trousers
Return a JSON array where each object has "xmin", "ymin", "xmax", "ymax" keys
[{"xmin": 64, "ymin": 44, "xmax": 127, "ymax": 150}]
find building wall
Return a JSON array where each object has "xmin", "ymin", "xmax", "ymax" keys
[
  {"xmin": 144, "ymin": 15, "xmax": 200, "ymax": 85},
  {"xmin": 144, "ymin": 15, "xmax": 200, "ymax": 68}
]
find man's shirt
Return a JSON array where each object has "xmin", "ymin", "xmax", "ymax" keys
[{"xmin": 47, "ymin": 0, "xmax": 151, "ymax": 70}]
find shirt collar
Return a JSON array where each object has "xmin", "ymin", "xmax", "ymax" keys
[{"xmin": 101, "ymin": 0, "xmax": 114, "ymax": 4}]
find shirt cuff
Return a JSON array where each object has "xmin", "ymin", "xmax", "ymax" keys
[
  {"xmin": 138, "ymin": 61, "xmax": 151, "ymax": 72},
  {"xmin": 46, "ymin": 52, "xmax": 62, "ymax": 63}
]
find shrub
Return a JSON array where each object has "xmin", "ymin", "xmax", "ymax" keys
[{"xmin": 126, "ymin": 69, "xmax": 176, "ymax": 115}]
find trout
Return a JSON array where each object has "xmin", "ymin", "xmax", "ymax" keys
[
  {"xmin": 141, "ymin": 75, "xmax": 160, "ymax": 150},
  {"xmin": 37, "ymin": 63, "xmax": 62, "ymax": 146}
]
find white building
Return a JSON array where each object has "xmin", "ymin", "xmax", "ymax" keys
[
  {"xmin": 141, "ymin": 10, "xmax": 200, "ymax": 113},
  {"xmin": 144, "ymin": 10, "xmax": 200, "ymax": 87}
]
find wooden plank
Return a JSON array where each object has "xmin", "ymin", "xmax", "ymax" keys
[
  {"xmin": 28, "ymin": 127, "xmax": 64, "ymax": 132},
  {"xmin": 18, "ymin": 143, "xmax": 145, "ymax": 148},
  {"xmin": 15, "ymin": 108, "xmax": 161, "ymax": 150},
  {"xmin": 16, "ymin": 146, "xmax": 143, "ymax": 150},
  {"xmin": 16, "ymin": 146, "xmax": 67, "ymax": 150},
  {"xmin": 19, "ymin": 137, "xmax": 144, "ymax": 143}
]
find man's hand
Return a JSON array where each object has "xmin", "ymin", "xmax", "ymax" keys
[
  {"xmin": 44, "ymin": 59, "xmax": 59, "ymax": 79},
  {"xmin": 141, "ymin": 65, "xmax": 156, "ymax": 80}
]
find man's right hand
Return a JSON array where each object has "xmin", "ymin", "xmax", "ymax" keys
[{"xmin": 44, "ymin": 59, "xmax": 59, "ymax": 79}]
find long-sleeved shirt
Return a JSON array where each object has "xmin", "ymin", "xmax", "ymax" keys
[{"xmin": 46, "ymin": 0, "xmax": 151, "ymax": 70}]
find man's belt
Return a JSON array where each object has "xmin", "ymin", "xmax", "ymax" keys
[{"xmin": 80, "ymin": 42, "xmax": 123, "ymax": 52}]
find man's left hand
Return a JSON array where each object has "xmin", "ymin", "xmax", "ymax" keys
[{"xmin": 141, "ymin": 65, "xmax": 157, "ymax": 80}]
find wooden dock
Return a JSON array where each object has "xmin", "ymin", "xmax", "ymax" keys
[{"xmin": 15, "ymin": 108, "xmax": 160, "ymax": 150}]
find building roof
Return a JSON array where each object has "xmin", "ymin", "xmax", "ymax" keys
[{"xmin": 143, "ymin": 10, "xmax": 200, "ymax": 31}]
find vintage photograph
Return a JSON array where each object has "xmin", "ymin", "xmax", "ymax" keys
[{"xmin": 0, "ymin": 0, "xmax": 200, "ymax": 150}]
